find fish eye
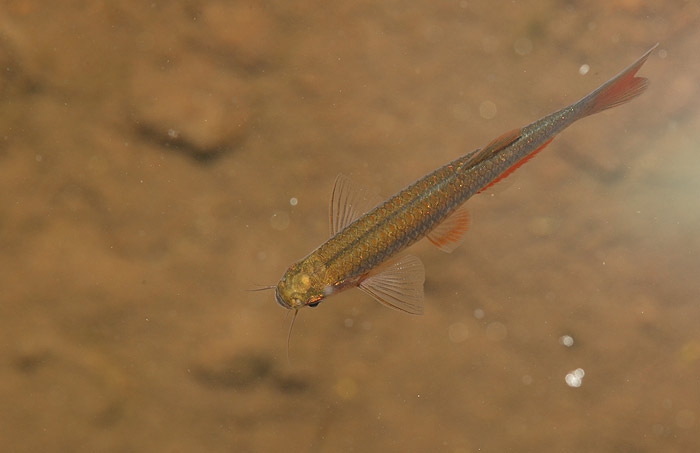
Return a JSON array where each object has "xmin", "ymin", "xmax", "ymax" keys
[{"xmin": 308, "ymin": 301, "xmax": 320, "ymax": 308}]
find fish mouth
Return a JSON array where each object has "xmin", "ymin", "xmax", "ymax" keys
[{"xmin": 274, "ymin": 287, "xmax": 291, "ymax": 309}]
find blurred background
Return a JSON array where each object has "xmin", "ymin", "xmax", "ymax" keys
[{"xmin": 1, "ymin": 1, "xmax": 698, "ymax": 451}]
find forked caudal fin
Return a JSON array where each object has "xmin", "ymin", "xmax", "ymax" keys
[
  {"xmin": 477, "ymin": 44, "xmax": 657, "ymax": 194},
  {"xmin": 579, "ymin": 44, "xmax": 657, "ymax": 117}
]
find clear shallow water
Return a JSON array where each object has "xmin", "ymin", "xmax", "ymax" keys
[{"xmin": 1, "ymin": 2, "xmax": 699, "ymax": 451}]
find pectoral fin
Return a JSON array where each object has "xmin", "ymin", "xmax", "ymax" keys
[{"xmin": 358, "ymin": 254, "xmax": 425, "ymax": 315}]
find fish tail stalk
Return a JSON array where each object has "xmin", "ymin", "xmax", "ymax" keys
[
  {"xmin": 474, "ymin": 45, "xmax": 656, "ymax": 198},
  {"xmin": 515, "ymin": 45, "xmax": 656, "ymax": 168}
]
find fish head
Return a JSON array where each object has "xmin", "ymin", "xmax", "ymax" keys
[{"xmin": 275, "ymin": 260, "xmax": 326, "ymax": 310}]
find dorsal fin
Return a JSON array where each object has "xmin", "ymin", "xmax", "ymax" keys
[
  {"xmin": 329, "ymin": 174, "xmax": 381, "ymax": 236},
  {"xmin": 467, "ymin": 129, "xmax": 521, "ymax": 167}
]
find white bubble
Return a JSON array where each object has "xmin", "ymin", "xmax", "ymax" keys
[
  {"xmin": 565, "ymin": 368, "xmax": 585, "ymax": 388},
  {"xmin": 579, "ymin": 64, "xmax": 590, "ymax": 75},
  {"xmin": 559, "ymin": 335, "xmax": 574, "ymax": 347},
  {"xmin": 473, "ymin": 308, "xmax": 485, "ymax": 320},
  {"xmin": 289, "ymin": 197, "xmax": 298, "ymax": 206}
]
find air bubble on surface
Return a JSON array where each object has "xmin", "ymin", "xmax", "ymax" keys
[
  {"xmin": 565, "ymin": 368, "xmax": 585, "ymax": 388},
  {"xmin": 559, "ymin": 335, "xmax": 574, "ymax": 347}
]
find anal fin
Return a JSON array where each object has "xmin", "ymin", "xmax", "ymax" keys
[
  {"xmin": 478, "ymin": 137, "xmax": 553, "ymax": 194},
  {"xmin": 427, "ymin": 205, "xmax": 470, "ymax": 253}
]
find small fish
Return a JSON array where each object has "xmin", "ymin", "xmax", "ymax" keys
[{"xmin": 274, "ymin": 45, "xmax": 656, "ymax": 316}]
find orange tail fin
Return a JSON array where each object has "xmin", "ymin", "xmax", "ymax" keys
[{"xmin": 581, "ymin": 44, "xmax": 657, "ymax": 117}]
